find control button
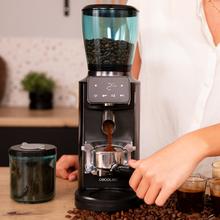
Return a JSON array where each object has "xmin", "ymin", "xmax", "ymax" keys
[
  {"xmin": 94, "ymin": 94, "xmax": 98, "ymax": 98},
  {"xmin": 94, "ymin": 84, "xmax": 98, "ymax": 88},
  {"xmin": 120, "ymin": 94, "xmax": 125, "ymax": 97},
  {"xmin": 111, "ymin": 94, "xmax": 116, "ymax": 98},
  {"xmin": 102, "ymin": 94, "xmax": 107, "ymax": 97},
  {"xmin": 106, "ymin": 82, "xmax": 117, "ymax": 91},
  {"xmin": 120, "ymin": 84, "xmax": 124, "ymax": 87}
]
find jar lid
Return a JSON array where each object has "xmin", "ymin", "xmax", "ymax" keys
[
  {"xmin": 82, "ymin": 4, "xmax": 138, "ymax": 17},
  {"xmin": 8, "ymin": 142, "xmax": 57, "ymax": 157}
]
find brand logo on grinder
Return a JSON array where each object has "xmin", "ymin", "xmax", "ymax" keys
[{"xmin": 99, "ymin": 177, "xmax": 118, "ymax": 182}]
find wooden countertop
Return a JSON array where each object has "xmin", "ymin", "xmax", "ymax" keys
[
  {"xmin": 0, "ymin": 167, "xmax": 77, "ymax": 220},
  {"xmin": 0, "ymin": 107, "xmax": 78, "ymax": 127}
]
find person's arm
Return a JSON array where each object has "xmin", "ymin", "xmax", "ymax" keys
[
  {"xmin": 131, "ymin": 44, "xmax": 141, "ymax": 80},
  {"xmin": 129, "ymin": 123, "xmax": 220, "ymax": 206},
  {"xmin": 56, "ymin": 155, "xmax": 79, "ymax": 181}
]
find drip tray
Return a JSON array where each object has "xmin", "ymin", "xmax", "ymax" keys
[
  {"xmin": 75, "ymin": 189, "xmax": 142, "ymax": 212},
  {"xmin": 90, "ymin": 189, "xmax": 131, "ymax": 200}
]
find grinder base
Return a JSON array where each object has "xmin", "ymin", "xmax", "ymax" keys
[{"xmin": 75, "ymin": 189, "xmax": 142, "ymax": 212}]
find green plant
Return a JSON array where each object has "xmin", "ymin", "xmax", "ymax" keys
[{"xmin": 21, "ymin": 71, "xmax": 56, "ymax": 94}]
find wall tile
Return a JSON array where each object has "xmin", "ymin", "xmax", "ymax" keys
[{"xmin": 0, "ymin": 37, "xmax": 87, "ymax": 107}]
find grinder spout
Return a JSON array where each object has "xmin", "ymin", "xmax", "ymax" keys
[{"xmin": 102, "ymin": 110, "xmax": 116, "ymax": 135}]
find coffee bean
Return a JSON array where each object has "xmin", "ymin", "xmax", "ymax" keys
[
  {"xmin": 84, "ymin": 38, "xmax": 134, "ymax": 71},
  {"xmin": 66, "ymin": 193, "xmax": 218, "ymax": 220}
]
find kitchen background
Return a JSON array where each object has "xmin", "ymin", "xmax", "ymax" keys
[
  {"xmin": 0, "ymin": 0, "xmax": 126, "ymax": 166},
  {"xmin": 0, "ymin": 0, "xmax": 125, "ymax": 108}
]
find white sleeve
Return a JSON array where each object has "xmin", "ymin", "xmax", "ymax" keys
[{"xmin": 127, "ymin": 0, "xmax": 140, "ymax": 10}]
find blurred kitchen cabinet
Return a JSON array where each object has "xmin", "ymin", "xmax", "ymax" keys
[
  {"xmin": 0, "ymin": 126, "xmax": 78, "ymax": 166},
  {"xmin": 0, "ymin": 107, "xmax": 79, "ymax": 166}
]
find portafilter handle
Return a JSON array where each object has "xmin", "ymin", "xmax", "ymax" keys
[{"xmin": 111, "ymin": 164, "xmax": 134, "ymax": 177}]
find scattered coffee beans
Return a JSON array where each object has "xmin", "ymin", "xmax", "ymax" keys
[
  {"xmin": 85, "ymin": 38, "xmax": 134, "ymax": 69},
  {"xmin": 66, "ymin": 194, "xmax": 220, "ymax": 220}
]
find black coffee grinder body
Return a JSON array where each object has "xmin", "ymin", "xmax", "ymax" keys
[{"xmin": 75, "ymin": 4, "xmax": 140, "ymax": 212}]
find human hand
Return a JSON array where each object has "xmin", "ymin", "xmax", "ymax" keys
[
  {"xmin": 56, "ymin": 155, "xmax": 79, "ymax": 181},
  {"xmin": 129, "ymin": 134, "xmax": 207, "ymax": 206}
]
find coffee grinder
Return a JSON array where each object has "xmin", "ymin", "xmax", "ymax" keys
[{"xmin": 75, "ymin": 4, "xmax": 140, "ymax": 212}]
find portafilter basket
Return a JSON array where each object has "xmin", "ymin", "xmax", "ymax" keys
[
  {"xmin": 95, "ymin": 146, "xmax": 125, "ymax": 170},
  {"xmin": 82, "ymin": 142, "xmax": 136, "ymax": 176}
]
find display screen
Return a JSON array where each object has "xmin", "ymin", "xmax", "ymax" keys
[{"xmin": 87, "ymin": 76, "xmax": 130, "ymax": 104}]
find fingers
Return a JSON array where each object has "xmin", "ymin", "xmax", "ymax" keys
[
  {"xmin": 129, "ymin": 167, "xmax": 143, "ymax": 191},
  {"xmin": 129, "ymin": 159, "xmax": 143, "ymax": 191},
  {"xmin": 68, "ymin": 170, "xmax": 78, "ymax": 181},
  {"xmin": 129, "ymin": 159, "xmax": 169, "ymax": 206},
  {"xmin": 144, "ymin": 181, "xmax": 161, "ymax": 205},
  {"xmin": 128, "ymin": 159, "xmax": 142, "ymax": 169},
  {"xmin": 130, "ymin": 168, "xmax": 162, "ymax": 204},
  {"xmin": 155, "ymin": 185, "xmax": 174, "ymax": 206},
  {"xmin": 56, "ymin": 155, "xmax": 79, "ymax": 180},
  {"xmin": 56, "ymin": 166, "xmax": 69, "ymax": 179},
  {"xmin": 135, "ymin": 176, "xmax": 150, "ymax": 199},
  {"xmin": 64, "ymin": 155, "xmax": 79, "ymax": 168}
]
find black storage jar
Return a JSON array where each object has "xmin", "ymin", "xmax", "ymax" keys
[{"xmin": 8, "ymin": 142, "xmax": 57, "ymax": 203}]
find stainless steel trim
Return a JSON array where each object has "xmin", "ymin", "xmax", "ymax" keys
[
  {"xmin": 102, "ymin": 110, "xmax": 116, "ymax": 134},
  {"xmin": 81, "ymin": 144, "xmax": 94, "ymax": 173},
  {"xmin": 81, "ymin": 141, "xmax": 136, "ymax": 176},
  {"xmin": 95, "ymin": 150, "xmax": 125, "ymax": 169},
  {"xmin": 92, "ymin": 71, "xmax": 129, "ymax": 77}
]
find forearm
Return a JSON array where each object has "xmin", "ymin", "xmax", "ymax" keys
[
  {"xmin": 131, "ymin": 44, "xmax": 141, "ymax": 79},
  {"xmin": 177, "ymin": 123, "xmax": 220, "ymax": 161}
]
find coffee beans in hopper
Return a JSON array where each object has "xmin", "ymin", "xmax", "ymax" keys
[
  {"xmin": 85, "ymin": 38, "xmax": 134, "ymax": 67},
  {"xmin": 66, "ymin": 194, "xmax": 220, "ymax": 220}
]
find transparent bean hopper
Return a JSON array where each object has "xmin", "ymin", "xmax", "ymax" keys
[{"xmin": 75, "ymin": 4, "xmax": 141, "ymax": 212}]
